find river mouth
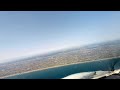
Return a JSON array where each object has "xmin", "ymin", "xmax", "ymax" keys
[{"xmin": 4, "ymin": 57, "xmax": 120, "ymax": 79}]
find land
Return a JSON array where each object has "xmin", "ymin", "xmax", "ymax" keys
[{"xmin": 0, "ymin": 40, "xmax": 120, "ymax": 78}]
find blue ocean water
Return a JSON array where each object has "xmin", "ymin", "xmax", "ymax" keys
[{"xmin": 5, "ymin": 57, "xmax": 120, "ymax": 79}]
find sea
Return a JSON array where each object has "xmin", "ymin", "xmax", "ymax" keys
[{"xmin": 5, "ymin": 57, "xmax": 120, "ymax": 79}]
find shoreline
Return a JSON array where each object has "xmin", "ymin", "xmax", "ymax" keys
[{"xmin": 1, "ymin": 56, "xmax": 120, "ymax": 79}]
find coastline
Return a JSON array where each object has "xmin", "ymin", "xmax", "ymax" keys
[{"xmin": 1, "ymin": 56, "xmax": 120, "ymax": 79}]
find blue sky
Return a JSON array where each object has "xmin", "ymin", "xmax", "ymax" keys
[{"xmin": 0, "ymin": 11, "xmax": 120, "ymax": 63}]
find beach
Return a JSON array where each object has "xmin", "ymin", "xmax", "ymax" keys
[{"xmin": 3, "ymin": 57, "xmax": 120, "ymax": 79}]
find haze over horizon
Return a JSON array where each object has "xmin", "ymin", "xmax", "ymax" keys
[{"xmin": 0, "ymin": 11, "xmax": 120, "ymax": 63}]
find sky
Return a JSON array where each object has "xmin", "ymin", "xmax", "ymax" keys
[{"xmin": 0, "ymin": 11, "xmax": 120, "ymax": 63}]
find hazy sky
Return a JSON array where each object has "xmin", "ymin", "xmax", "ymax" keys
[{"xmin": 0, "ymin": 11, "xmax": 120, "ymax": 63}]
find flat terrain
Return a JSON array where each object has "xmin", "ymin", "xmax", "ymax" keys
[{"xmin": 0, "ymin": 40, "xmax": 120, "ymax": 78}]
